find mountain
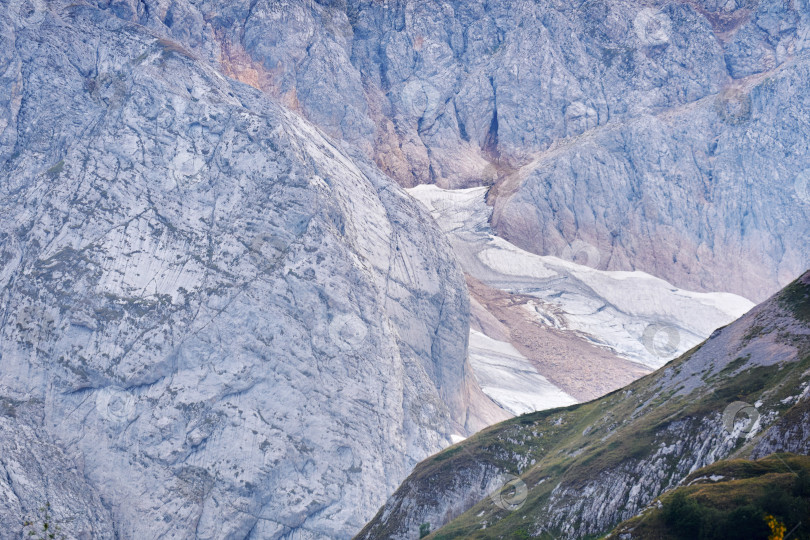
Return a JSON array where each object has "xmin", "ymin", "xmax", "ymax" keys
[
  {"xmin": 86, "ymin": 0, "xmax": 810, "ymax": 300},
  {"xmin": 356, "ymin": 270, "xmax": 810, "ymax": 539},
  {"xmin": 0, "ymin": 3, "xmax": 503, "ymax": 537},
  {"xmin": 2, "ymin": 1, "xmax": 808, "ymax": 538}
]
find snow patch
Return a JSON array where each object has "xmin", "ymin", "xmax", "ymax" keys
[
  {"xmin": 468, "ymin": 330, "xmax": 577, "ymax": 415},
  {"xmin": 409, "ymin": 184, "xmax": 754, "ymax": 369}
]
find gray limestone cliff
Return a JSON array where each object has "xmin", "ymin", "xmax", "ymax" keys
[
  {"xmin": 0, "ymin": 2, "xmax": 503, "ymax": 537},
  {"xmin": 91, "ymin": 0, "xmax": 810, "ymax": 301}
]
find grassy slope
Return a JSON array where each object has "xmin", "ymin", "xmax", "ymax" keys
[
  {"xmin": 427, "ymin": 357, "xmax": 810, "ymax": 539},
  {"xmin": 607, "ymin": 453, "xmax": 810, "ymax": 539},
  {"xmin": 358, "ymin": 272, "xmax": 810, "ymax": 540}
]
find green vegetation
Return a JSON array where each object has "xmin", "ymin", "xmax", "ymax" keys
[
  {"xmin": 609, "ymin": 454, "xmax": 810, "ymax": 540},
  {"xmin": 435, "ymin": 357, "xmax": 807, "ymax": 538},
  {"xmin": 419, "ymin": 523, "xmax": 431, "ymax": 538},
  {"xmin": 353, "ymin": 273, "xmax": 810, "ymax": 540},
  {"xmin": 45, "ymin": 160, "xmax": 64, "ymax": 178},
  {"xmin": 23, "ymin": 502, "xmax": 65, "ymax": 539},
  {"xmin": 779, "ymin": 275, "xmax": 810, "ymax": 322}
]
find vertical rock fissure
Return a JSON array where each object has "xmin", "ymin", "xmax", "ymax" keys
[{"xmin": 483, "ymin": 77, "xmax": 499, "ymax": 160}]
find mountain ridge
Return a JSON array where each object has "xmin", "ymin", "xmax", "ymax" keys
[
  {"xmin": 356, "ymin": 270, "xmax": 810, "ymax": 539},
  {"xmin": 53, "ymin": 0, "xmax": 810, "ymax": 300},
  {"xmin": 1, "ymin": 1, "xmax": 808, "ymax": 538}
]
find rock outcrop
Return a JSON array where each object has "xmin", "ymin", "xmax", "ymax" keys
[{"xmin": 0, "ymin": 399, "xmax": 115, "ymax": 539}]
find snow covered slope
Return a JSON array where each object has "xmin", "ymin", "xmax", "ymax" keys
[{"xmin": 410, "ymin": 185, "xmax": 755, "ymax": 373}]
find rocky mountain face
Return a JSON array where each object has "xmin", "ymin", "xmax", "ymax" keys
[
  {"xmin": 0, "ymin": 2, "xmax": 505, "ymax": 537},
  {"xmin": 85, "ymin": 0, "xmax": 810, "ymax": 301},
  {"xmin": 356, "ymin": 271, "xmax": 810, "ymax": 539},
  {"xmin": 0, "ymin": 400, "xmax": 116, "ymax": 538}
]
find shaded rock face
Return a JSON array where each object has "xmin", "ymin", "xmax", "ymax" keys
[
  {"xmin": 489, "ymin": 62, "xmax": 810, "ymax": 303},
  {"xmin": 752, "ymin": 398, "xmax": 810, "ymax": 459},
  {"xmin": 90, "ymin": 0, "xmax": 810, "ymax": 301},
  {"xmin": 0, "ymin": 3, "xmax": 494, "ymax": 537}
]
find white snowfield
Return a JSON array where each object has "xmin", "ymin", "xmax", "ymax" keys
[
  {"xmin": 468, "ymin": 330, "xmax": 577, "ymax": 415},
  {"xmin": 409, "ymin": 185, "xmax": 755, "ymax": 412}
]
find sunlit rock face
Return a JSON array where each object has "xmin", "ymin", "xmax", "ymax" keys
[
  {"xmin": 100, "ymin": 0, "xmax": 810, "ymax": 301},
  {"xmin": 0, "ymin": 3, "xmax": 503, "ymax": 538}
]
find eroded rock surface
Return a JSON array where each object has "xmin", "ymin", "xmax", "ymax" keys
[
  {"xmin": 88, "ymin": 0, "xmax": 810, "ymax": 300},
  {"xmin": 0, "ymin": 3, "xmax": 497, "ymax": 537},
  {"xmin": 0, "ymin": 399, "xmax": 115, "ymax": 539}
]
